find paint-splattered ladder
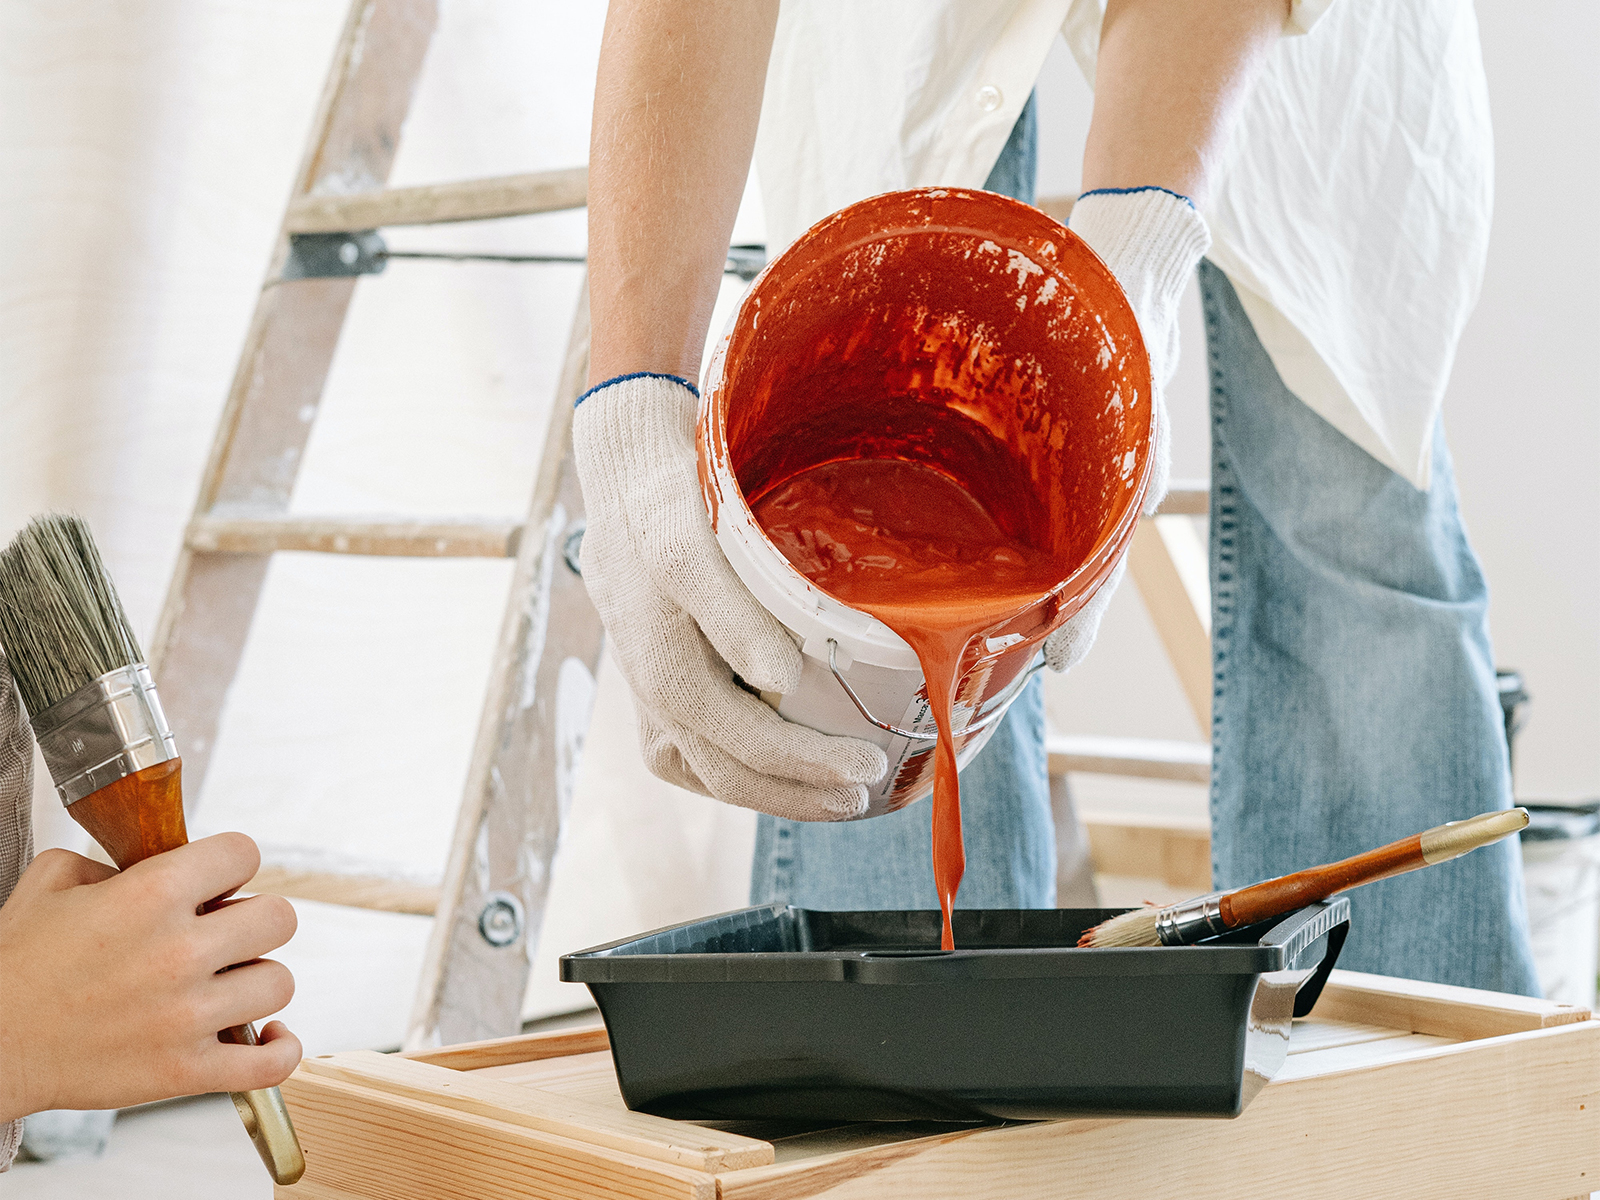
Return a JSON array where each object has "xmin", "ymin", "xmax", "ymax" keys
[{"xmin": 147, "ymin": 0, "xmax": 600, "ymax": 1051}]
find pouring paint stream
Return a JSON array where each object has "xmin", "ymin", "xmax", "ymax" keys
[{"xmin": 754, "ymin": 457, "xmax": 1063, "ymax": 949}]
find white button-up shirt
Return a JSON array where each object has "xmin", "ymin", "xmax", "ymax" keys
[{"xmin": 755, "ymin": 0, "xmax": 1492, "ymax": 489}]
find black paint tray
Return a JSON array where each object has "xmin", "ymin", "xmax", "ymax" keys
[{"xmin": 560, "ymin": 899, "xmax": 1350, "ymax": 1122}]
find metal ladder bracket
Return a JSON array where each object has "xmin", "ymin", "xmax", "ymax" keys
[{"xmin": 283, "ymin": 231, "xmax": 388, "ymax": 280}]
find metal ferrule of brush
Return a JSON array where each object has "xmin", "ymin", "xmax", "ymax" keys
[
  {"xmin": 1154, "ymin": 892, "xmax": 1230, "ymax": 946},
  {"xmin": 30, "ymin": 664, "xmax": 178, "ymax": 805}
]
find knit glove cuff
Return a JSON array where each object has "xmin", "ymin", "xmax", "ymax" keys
[{"xmin": 1069, "ymin": 187, "xmax": 1211, "ymax": 390}]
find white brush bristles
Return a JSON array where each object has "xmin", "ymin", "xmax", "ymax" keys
[{"xmin": 1078, "ymin": 905, "xmax": 1164, "ymax": 949}]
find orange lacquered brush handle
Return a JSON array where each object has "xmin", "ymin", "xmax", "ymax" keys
[
  {"xmin": 65, "ymin": 760, "xmax": 306, "ymax": 1186},
  {"xmin": 1218, "ymin": 808, "xmax": 1529, "ymax": 929},
  {"xmin": 1219, "ymin": 835, "xmax": 1424, "ymax": 928}
]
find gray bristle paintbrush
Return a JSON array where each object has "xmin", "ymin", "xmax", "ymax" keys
[
  {"xmin": 0, "ymin": 514, "xmax": 304, "ymax": 1186},
  {"xmin": 1078, "ymin": 807, "xmax": 1529, "ymax": 949}
]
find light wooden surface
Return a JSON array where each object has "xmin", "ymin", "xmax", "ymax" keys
[
  {"xmin": 1153, "ymin": 479, "xmax": 1210, "ymax": 515},
  {"xmin": 1046, "ymin": 733, "xmax": 1211, "ymax": 782},
  {"xmin": 1311, "ymin": 969, "xmax": 1592, "ymax": 1039},
  {"xmin": 276, "ymin": 973, "xmax": 1599, "ymax": 1200},
  {"xmin": 245, "ymin": 865, "xmax": 441, "ymax": 915},
  {"xmin": 185, "ymin": 515, "xmax": 520, "ymax": 558},
  {"xmin": 402, "ymin": 1026, "xmax": 610, "ymax": 1071},
  {"xmin": 1084, "ymin": 813, "xmax": 1212, "ymax": 889},
  {"xmin": 300, "ymin": 1050, "xmax": 771, "ymax": 1171},
  {"xmin": 283, "ymin": 166, "xmax": 587, "ymax": 232},
  {"xmin": 1127, "ymin": 514, "xmax": 1213, "ymax": 738}
]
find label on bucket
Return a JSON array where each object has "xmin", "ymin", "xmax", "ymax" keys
[{"xmin": 872, "ymin": 692, "xmax": 978, "ymax": 809}]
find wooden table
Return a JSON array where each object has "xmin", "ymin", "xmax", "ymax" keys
[{"xmin": 276, "ymin": 969, "xmax": 1598, "ymax": 1199}]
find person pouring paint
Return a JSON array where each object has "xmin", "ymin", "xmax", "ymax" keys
[{"xmin": 575, "ymin": 0, "xmax": 1539, "ymax": 994}]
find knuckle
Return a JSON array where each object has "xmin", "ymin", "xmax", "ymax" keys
[{"xmin": 213, "ymin": 831, "xmax": 262, "ymax": 879}]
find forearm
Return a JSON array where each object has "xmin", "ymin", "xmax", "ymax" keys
[
  {"xmin": 587, "ymin": 0, "xmax": 778, "ymax": 386},
  {"xmin": 1083, "ymin": 0, "xmax": 1287, "ymax": 206}
]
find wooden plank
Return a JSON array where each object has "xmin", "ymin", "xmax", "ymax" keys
[
  {"xmin": 1284, "ymin": 1017, "xmax": 1411, "ymax": 1056},
  {"xmin": 1084, "ymin": 816, "xmax": 1211, "ymax": 890},
  {"xmin": 275, "ymin": 1179, "xmax": 362, "ymax": 1200},
  {"xmin": 301, "ymin": 1051, "xmax": 772, "ymax": 1171},
  {"xmin": 712, "ymin": 1021, "xmax": 1600, "ymax": 1200},
  {"xmin": 467, "ymin": 1056, "xmax": 624, "ymax": 1113},
  {"xmin": 148, "ymin": 0, "xmax": 439, "ymax": 808},
  {"xmin": 405, "ymin": 278, "xmax": 604, "ymax": 1045},
  {"xmin": 1151, "ymin": 480, "xmax": 1208, "ymax": 516},
  {"xmin": 1033, "ymin": 194, "xmax": 1075, "ymax": 225},
  {"xmin": 403, "ymin": 1025, "xmax": 610, "ymax": 1071},
  {"xmin": 281, "ymin": 1069, "xmax": 718, "ymax": 1200},
  {"xmin": 245, "ymin": 865, "xmax": 439, "ymax": 915},
  {"xmin": 285, "ymin": 167, "xmax": 588, "ymax": 232},
  {"xmin": 186, "ymin": 515, "xmax": 521, "ymax": 558},
  {"xmin": 1128, "ymin": 516, "xmax": 1212, "ymax": 738},
  {"xmin": 1315, "ymin": 969, "xmax": 1592, "ymax": 1040},
  {"xmin": 1046, "ymin": 733, "xmax": 1210, "ymax": 782}
]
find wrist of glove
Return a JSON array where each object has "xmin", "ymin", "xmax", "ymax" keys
[
  {"xmin": 1044, "ymin": 188, "xmax": 1209, "ymax": 675},
  {"xmin": 572, "ymin": 372, "xmax": 887, "ymax": 820},
  {"xmin": 1068, "ymin": 187, "xmax": 1211, "ymax": 517}
]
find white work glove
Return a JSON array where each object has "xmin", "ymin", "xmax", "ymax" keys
[
  {"xmin": 573, "ymin": 373, "xmax": 888, "ymax": 821},
  {"xmin": 1043, "ymin": 187, "xmax": 1211, "ymax": 674}
]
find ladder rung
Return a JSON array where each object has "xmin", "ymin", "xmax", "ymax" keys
[
  {"xmin": 1151, "ymin": 481, "xmax": 1209, "ymax": 516},
  {"xmin": 284, "ymin": 167, "xmax": 588, "ymax": 233},
  {"xmin": 247, "ymin": 865, "xmax": 440, "ymax": 915},
  {"xmin": 1084, "ymin": 817, "xmax": 1212, "ymax": 888},
  {"xmin": 1047, "ymin": 734, "xmax": 1212, "ymax": 783},
  {"xmin": 186, "ymin": 516, "xmax": 522, "ymax": 558}
]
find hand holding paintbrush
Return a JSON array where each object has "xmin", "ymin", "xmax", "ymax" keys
[
  {"xmin": 0, "ymin": 515, "xmax": 305, "ymax": 1184},
  {"xmin": 1078, "ymin": 807, "xmax": 1529, "ymax": 948}
]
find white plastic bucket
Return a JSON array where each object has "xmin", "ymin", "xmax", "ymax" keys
[
  {"xmin": 698, "ymin": 189, "xmax": 1154, "ymax": 817},
  {"xmin": 1521, "ymin": 803, "xmax": 1600, "ymax": 1009}
]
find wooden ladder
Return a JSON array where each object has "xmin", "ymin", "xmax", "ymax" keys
[{"xmin": 147, "ymin": 0, "xmax": 599, "ymax": 1050}]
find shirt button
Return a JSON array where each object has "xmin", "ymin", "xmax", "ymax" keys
[{"xmin": 975, "ymin": 85, "xmax": 1003, "ymax": 112}]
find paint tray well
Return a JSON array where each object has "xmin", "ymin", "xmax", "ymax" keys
[{"xmin": 560, "ymin": 900, "xmax": 1349, "ymax": 1122}]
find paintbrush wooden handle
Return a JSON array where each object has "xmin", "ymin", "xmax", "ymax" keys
[
  {"xmin": 1220, "ymin": 808, "xmax": 1529, "ymax": 929},
  {"xmin": 65, "ymin": 758, "xmax": 189, "ymax": 867},
  {"xmin": 64, "ymin": 759, "xmax": 306, "ymax": 1185}
]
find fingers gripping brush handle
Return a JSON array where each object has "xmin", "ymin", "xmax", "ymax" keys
[
  {"xmin": 0, "ymin": 515, "xmax": 304, "ymax": 1186},
  {"xmin": 66, "ymin": 759, "xmax": 307, "ymax": 1186},
  {"xmin": 1079, "ymin": 808, "xmax": 1530, "ymax": 948}
]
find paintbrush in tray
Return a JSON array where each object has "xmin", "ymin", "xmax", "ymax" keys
[
  {"xmin": 1078, "ymin": 806, "xmax": 1529, "ymax": 948},
  {"xmin": 0, "ymin": 514, "xmax": 305, "ymax": 1186}
]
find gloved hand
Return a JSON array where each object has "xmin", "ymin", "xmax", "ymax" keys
[
  {"xmin": 1043, "ymin": 186, "xmax": 1211, "ymax": 674},
  {"xmin": 572, "ymin": 372, "xmax": 888, "ymax": 820}
]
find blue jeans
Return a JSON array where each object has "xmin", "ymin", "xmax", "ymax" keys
[{"xmin": 1202, "ymin": 261, "xmax": 1538, "ymax": 994}]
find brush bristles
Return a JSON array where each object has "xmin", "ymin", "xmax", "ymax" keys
[
  {"xmin": 0, "ymin": 514, "xmax": 144, "ymax": 717},
  {"xmin": 1077, "ymin": 905, "xmax": 1164, "ymax": 948}
]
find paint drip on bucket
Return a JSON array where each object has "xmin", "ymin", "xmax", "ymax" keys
[{"xmin": 700, "ymin": 189, "xmax": 1154, "ymax": 948}]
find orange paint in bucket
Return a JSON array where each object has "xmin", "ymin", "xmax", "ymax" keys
[{"xmin": 699, "ymin": 189, "xmax": 1153, "ymax": 946}]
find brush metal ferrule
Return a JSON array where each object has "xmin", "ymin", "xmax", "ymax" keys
[
  {"xmin": 1154, "ymin": 892, "xmax": 1229, "ymax": 946},
  {"xmin": 30, "ymin": 664, "xmax": 178, "ymax": 806}
]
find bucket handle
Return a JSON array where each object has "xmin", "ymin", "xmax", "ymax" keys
[{"xmin": 826, "ymin": 639, "xmax": 1046, "ymax": 743}]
